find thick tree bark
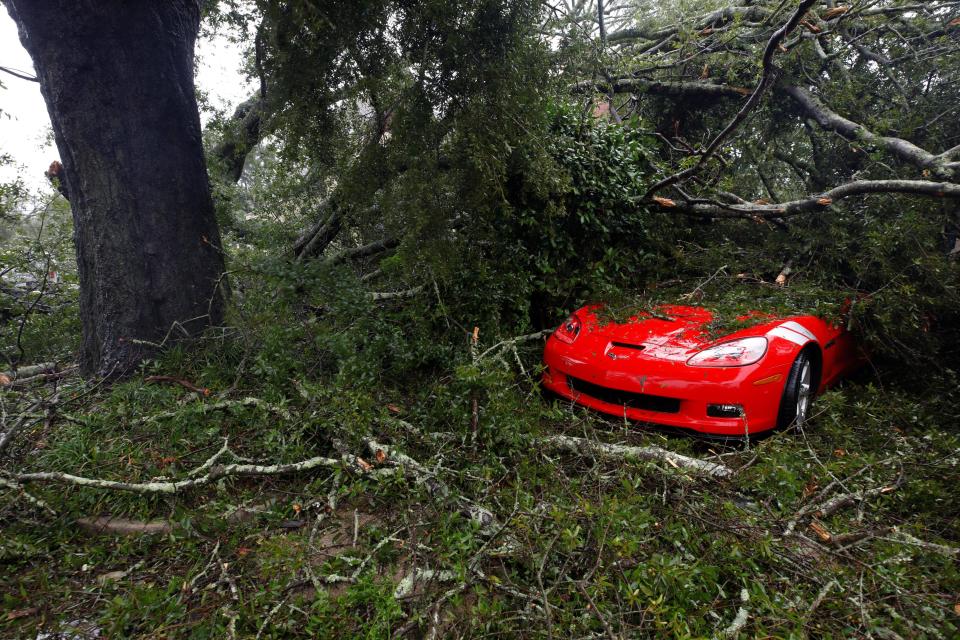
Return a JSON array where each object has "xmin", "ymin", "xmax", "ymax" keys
[{"xmin": 4, "ymin": 0, "xmax": 226, "ymax": 377}]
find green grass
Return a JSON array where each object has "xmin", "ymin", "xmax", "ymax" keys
[{"xmin": 2, "ymin": 261, "xmax": 959, "ymax": 639}]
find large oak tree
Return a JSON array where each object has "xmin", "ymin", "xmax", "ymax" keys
[{"xmin": 3, "ymin": 0, "xmax": 226, "ymax": 376}]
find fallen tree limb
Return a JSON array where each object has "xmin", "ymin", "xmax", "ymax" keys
[
  {"xmin": 537, "ymin": 434, "xmax": 733, "ymax": 479},
  {"xmin": 324, "ymin": 237, "xmax": 400, "ymax": 266},
  {"xmin": 644, "ymin": 0, "xmax": 818, "ymax": 200},
  {"xmin": 75, "ymin": 516, "xmax": 173, "ymax": 536},
  {"xmin": 3, "ymin": 367, "xmax": 78, "ymax": 389},
  {"xmin": 7, "ymin": 453, "xmax": 347, "ymax": 495},
  {"xmin": 134, "ymin": 396, "xmax": 292, "ymax": 425},
  {"xmin": 0, "ymin": 397, "xmax": 50, "ymax": 457},
  {"xmin": 570, "ymin": 77, "xmax": 750, "ymax": 99},
  {"xmin": 0, "ymin": 362, "xmax": 57, "ymax": 383},
  {"xmin": 369, "ymin": 286, "xmax": 424, "ymax": 302},
  {"xmin": 476, "ymin": 330, "xmax": 552, "ymax": 362},
  {"xmin": 654, "ymin": 179, "xmax": 960, "ymax": 218},
  {"xmin": 783, "ymin": 465, "xmax": 905, "ymax": 537},
  {"xmin": 0, "ymin": 475, "xmax": 56, "ymax": 515},
  {"xmin": 717, "ymin": 588, "xmax": 750, "ymax": 639},
  {"xmin": 783, "ymin": 85, "xmax": 958, "ymax": 178}
]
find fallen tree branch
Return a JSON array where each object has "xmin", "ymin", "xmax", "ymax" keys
[
  {"xmin": 369, "ymin": 286, "xmax": 424, "ymax": 302},
  {"xmin": 717, "ymin": 587, "xmax": 750, "ymax": 639},
  {"xmin": 0, "ymin": 398, "xmax": 48, "ymax": 457},
  {"xmin": 75, "ymin": 516, "xmax": 173, "ymax": 536},
  {"xmin": 644, "ymin": 0, "xmax": 818, "ymax": 200},
  {"xmin": 783, "ymin": 465, "xmax": 904, "ymax": 536},
  {"xmin": 0, "ymin": 362, "xmax": 57, "ymax": 383},
  {"xmin": 537, "ymin": 434, "xmax": 733, "ymax": 479},
  {"xmin": 324, "ymin": 237, "xmax": 400, "ymax": 266},
  {"xmin": 3, "ymin": 367, "xmax": 78, "ymax": 389},
  {"xmin": 211, "ymin": 94, "xmax": 265, "ymax": 184},
  {"xmin": 7, "ymin": 453, "xmax": 347, "ymax": 495},
  {"xmin": 134, "ymin": 396, "xmax": 292, "ymax": 425},
  {"xmin": 782, "ymin": 85, "xmax": 957, "ymax": 178},
  {"xmin": 570, "ymin": 77, "xmax": 750, "ymax": 99},
  {"xmin": 294, "ymin": 203, "xmax": 343, "ymax": 260},
  {"xmin": 0, "ymin": 475, "xmax": 56, "ymax": 515},
  {"xmin": 654, "ymin": 179, "xmax": 960, "ymax": 218},
  {"xmin": 476, "ymin": 330, "xmax": 552, "ymax": 362}
]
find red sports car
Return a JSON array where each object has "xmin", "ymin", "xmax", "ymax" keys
[{"xmin": 542, "ymin": 304, "xmax": 863, "ymax": 437}]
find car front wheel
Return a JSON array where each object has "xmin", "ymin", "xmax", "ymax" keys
[{"xmin": 776, "ymin": 350, "xmax": 815, "ymax": 429}]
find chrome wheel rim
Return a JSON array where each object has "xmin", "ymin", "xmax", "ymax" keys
[{"xmin": 796, "ymin": 359, "xmax": 812, "ymax": 425}]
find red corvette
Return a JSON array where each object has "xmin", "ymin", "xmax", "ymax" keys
[{"xmin": 542, "ymin": 304, "xmax": 863, "ymax": 437}]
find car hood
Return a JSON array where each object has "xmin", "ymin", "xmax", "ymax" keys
[{"xmin": 575, "ymin": 304, "xmax": 779, "ymax": 363}]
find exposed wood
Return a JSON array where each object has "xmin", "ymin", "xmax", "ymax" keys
[{"xmin": 537, "ymin": 434, "xmax": 733, "ymax": 479}]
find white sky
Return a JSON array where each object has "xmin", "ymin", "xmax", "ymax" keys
[{"xmin": 0, "ymin": 9, "xmax": 252, "ymax": 192}]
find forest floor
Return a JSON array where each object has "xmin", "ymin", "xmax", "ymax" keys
[{"xmin": 1, "ymin": 341, "xmax": 958, "ymax": 639}]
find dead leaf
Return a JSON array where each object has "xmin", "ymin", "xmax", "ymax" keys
[
  {"xmin": 817, "ymin": 197, "xmax": 833, "ymax": 206},
  {"xmin": 880, "ymin": 485, "xmax": 896, "ymax": 494},
  {"xmin": 802, "ymin": 20, "xmax": 821, "ymax": 34},
  {"xmin": 954, "ymin": 602, "xmax": 960, "ymax": 615},
  {"xmin": 97, "ymin": 570, "xmax": 129, "ymax": 585},
  {"xmin": 802, "ymin": 480, "xmax": 820, "ymax": 499},
  {"xmin": 698, "ymin": 27, "xmax": 714, "ymax": 36},
  {"xmin": 775, "ymin": 274, "xmax": 788, "ymax": 287},
  {"xmin": 732, "ymin": 86, "xmax": 752, "ymax": 96},
  {"xmin": 237, "ymin": 547, "xmax": 253, "ymax": 557},
  {"xmin": 292, "ymin": 503, "xmax": 302, "ymax": 515},
  {"xmin": 356, "ymin": 457, "xmax": 373, "ymax": 472},
  {"xmin": 833, "ymin": 448, "xmax": 846, "ymax": 457},
  {"xmin": 5, "ymin": 607, "xmax": 37, "ymax": 621},
  {"xmin": 375, "ymin": 448, "xmax": 388, "ymax": 464},
  {"xmin": 779, "ymin": 44, "xmax": 789, "ymax": 53},
  {"xmin": 824, "ymin": 6, "xmax": 849, "ymax": 20},
  {"xmin": 653, "ymin": 196, "xmax": 676, "ymax": 207},
  {"xmin": 950, "ymin": 17, "xmax": 960, "ymax": 27},
  {"xmin": 0, "ymin": 373, "xmax": 10, "ymax": 386},
  {"xmin": 386, "ymin": 403, "xmax": 402, "ymax": 414},
  {"xmin": 809, "ymin": 521, "xmax": 832, "ymax": 542}
]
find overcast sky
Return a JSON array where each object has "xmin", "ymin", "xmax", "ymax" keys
[{"xmin": 0, "ymin": 9, "xmax": 252, "ymax": 192}]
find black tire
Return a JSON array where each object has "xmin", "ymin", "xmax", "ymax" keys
[{"xmin": 776, "ymin": 350, "xmax": 815, "ymax": 430}]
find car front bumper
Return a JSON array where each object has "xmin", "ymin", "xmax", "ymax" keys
[{"xmin": 542, "ymin": 336, "xmax": 790, "ymax": 436}]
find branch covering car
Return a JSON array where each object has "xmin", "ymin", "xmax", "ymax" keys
[{"xmin": 542, "ymin": 304, "xmax": 863, "ymax": 437}]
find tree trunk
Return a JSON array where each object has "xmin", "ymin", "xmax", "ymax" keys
[{"xmin": 4, "ymin": 0, "xmax": 226, "ymax": 376}]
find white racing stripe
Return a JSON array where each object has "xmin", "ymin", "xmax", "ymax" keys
[
  {"xmin": 767, "ymin": 326, "xmax": 809, "ymax": 346},
  {"xmin": 780, "ymin": 321, "xmax": 817, "ymax": 342}
]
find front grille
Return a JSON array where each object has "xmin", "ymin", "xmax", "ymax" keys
[{"xmin": 567, "ymin": 375, "xmax": 681, "ymax": 413}]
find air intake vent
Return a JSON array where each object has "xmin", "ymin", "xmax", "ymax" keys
[{"xmin": 610, "ymin": 341, "xmax": 646, "ymax": 351}]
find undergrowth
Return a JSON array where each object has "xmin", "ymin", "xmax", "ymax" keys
[{"xmin": 2, "ymin": 245, "xmax": 958, "ymax": 639}]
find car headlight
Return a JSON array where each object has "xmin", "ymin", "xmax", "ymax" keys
[
  {"xmin": 555, "ymin": 313, "xmax": 582, "ymax": 344},
  {"xmin": 687, "ymin": 337, "xmax": 767, "ymax": 367}
]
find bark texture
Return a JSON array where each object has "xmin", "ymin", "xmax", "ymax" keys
[{"xmin": 4, "ymin": 0, "xmax": 226, "ymax": 376}]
